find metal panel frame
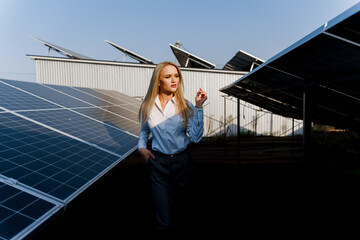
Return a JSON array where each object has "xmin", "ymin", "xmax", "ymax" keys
[{"xmin": 105, "ymin": 40, "xmax": 154, "ymax": 64}]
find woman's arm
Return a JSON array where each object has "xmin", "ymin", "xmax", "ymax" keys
[
  {"xmin": 138, "ymin": 122, "xmax": 155, "ymax": 160},
  {"xmin": 186, "ymin": 88, "xmax": 207, "ymax": 143},
  {"xmin": 186, "ymin": 105, "xmax": 204, "ymax": 143}
]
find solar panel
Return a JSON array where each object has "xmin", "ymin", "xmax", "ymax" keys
[
  {"xmin": 0, "ymin": 80, "xmax": 60, "ymax": 111},
  {"xmin": 45, "ymin": 84, "xmax": 115, "ymax": 107},
  {"xmin": 73, "ymin": 107, "xmax": 140, "ymax": 136},
  {"xmin": 0, "ymin": 79, "xmax": 141, "ymax": 239},
  {"xmin": 20, "ymin": 109, "xmax": 138, "ymax": 156},
  {"xmin": 220, "ymin": 2, "xmax": 360, "ymax": 132},
  {"xmin": 0, "ymin": 79, "xmax": 91, "ymax": 109},
  {"xmin": 0, "ymin": 112, "xmax": 123, "ymax": 201},
  {"xmin": 74, "ymin": 87, "xmax": 130, "ymax": 105},
  {"xmin": 0, "ymin": 181, "xmax": 61, "ymax": 240},
  {"xmin": 106, "ymin": 40, "xmax": 154, "ymax": 64},
  {"xmin": 95, "ymin": 89, "xmax": 142, "ymax": 107},
  {"xmin": 169, "ymin": 44, "xmax": 216, "ymax": 69},
  {"xmin": 29, "ymin": 35, "xmax": 92, "ymax": 60},
  {"xmin": 223, "ymin": 50, "xmax": 264, "ymax": 71}
]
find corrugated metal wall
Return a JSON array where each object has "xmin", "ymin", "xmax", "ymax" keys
[{"xmin": 34, "ymin": 57, "xmax": 302, "ymax": 136}]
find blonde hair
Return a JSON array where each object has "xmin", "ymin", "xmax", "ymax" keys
[{"xmin": 139, "ymin": 61, "xmax": 193, "ymax": 127}]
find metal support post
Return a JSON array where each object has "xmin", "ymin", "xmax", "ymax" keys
[
  {"xmin": 292, "ymin": 117, "xmax": 295, "ymax": 160},
  {"xmin": 237, "ymin": 97, "xmax": 240, "ymax": 165},
  {"xmin": 303, "ymin": 86, "xmax": 313, "ymax": 188},
  {"xmin": 223, "ymin": 95, "xmax": 227, "ymax": 137}
]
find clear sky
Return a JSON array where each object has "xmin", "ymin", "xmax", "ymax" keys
[{"xmin": 0, "ymin": 0, "xmax": 359, "ymax": 82}]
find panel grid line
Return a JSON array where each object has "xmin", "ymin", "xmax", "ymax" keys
[
  {"xmin": 3, "ymin": 80, "xmax": 139, "ymax": 139},
  {"xmin": 1, "ymin": 107, "xmax": 122, "ymax": 158},
  {"xmin": 0, "ymin": 79, "xmax": 141, "ymax": 239}
]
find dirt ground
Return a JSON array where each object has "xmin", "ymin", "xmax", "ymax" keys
[{"xmin": 30, "ymin": 136, "xmax": 308, "ymax": 240}]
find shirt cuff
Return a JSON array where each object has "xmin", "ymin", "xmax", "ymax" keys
[
  {"xmin": 138, "ymin": 141, "xmax": 147, "ymax": 151},
  {"xmin": 194, "ymin": 107, "xmax": 203, "ymax": 123}
]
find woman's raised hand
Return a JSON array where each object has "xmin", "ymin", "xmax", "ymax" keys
[{"xmin": 195, "ymin": 88, "xmax": 207, "ymax": 108}]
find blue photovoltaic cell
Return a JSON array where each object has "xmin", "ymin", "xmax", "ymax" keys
[
  {"xmin": 0, "ymin": 79, "xmax": 141, "ymax": 238},
  {"xmin": 0, "ymin": 113, "xmax": 120, "ymax": 201},
  {"xmin": 0, "ymin": 81, "xmax": 59, "ymax": 111},
  {"xmin": 20, "ymin": 109, "xmax": 139, "ymax": 156},
  {"xmin": 74, "ymin": 107, "xmax": 140, "ymax": 136},
  {"xmin": 102, "ymin": 105, "xmax": 139, "ymax": 121},
  {"xmin": 1, "ymin": 79, "xmax": 91, "ymax": 109},
  {"xmin": 0, "ymin": 182, "xmax": 59, "ymax": 240},
  {"xmin": 96, "ymin": 89, "xmax": 142, "ymax": 106},
  {"xmin": 44, "ymin": 84, "xmax": 115, "ymax": 107},
  {"xmin": 74, "ymin": 87, "xmax": 129, "ymax": 105},
  {"xmin": 108, "ymin": 103, "xmax": 140, "ymax": 114}
]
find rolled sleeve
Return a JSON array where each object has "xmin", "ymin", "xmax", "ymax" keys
[
  {"xmin": 186, "ymin": 105, "xmax": 204, "ymax": 143},
  {"xmin": 138, "ymin": 121, "xmax": 151, "ymax": 151}
]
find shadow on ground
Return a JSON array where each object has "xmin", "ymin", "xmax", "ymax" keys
[{"xmin": 30, "ymin": 136, "xmax": 307, "ymax": 240}]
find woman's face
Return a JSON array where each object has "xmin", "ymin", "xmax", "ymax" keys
[{"xmin": 159, "ymin": 65, "xmax": 179, "ymax": 95}]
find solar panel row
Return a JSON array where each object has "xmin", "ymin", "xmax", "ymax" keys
[
  {"xmin": 0, "ymin": 181, "xmax": 61, "ymax": 240},
  {"xmin": 220, "ymin": 2, "xmax": 360, "ymax": 131},
  {"xmin": 0, "ymin": 79, "xmax": 141, "ymax": 239}
]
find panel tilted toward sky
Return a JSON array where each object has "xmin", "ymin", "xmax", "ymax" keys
[
  {"xmin": 0, "ymin": 79, "xmax": 141, "ymax": 240},
  {"xmin": 105, "ymin": 40, "xmax": 154, "ymax": 64},
  {"xmin": 29, "ymin": 35, "xmax": 93, "ymax": 60},
  {"xmin": 220, "ymin": 2, "xmax": 360, "ymax": 132}
]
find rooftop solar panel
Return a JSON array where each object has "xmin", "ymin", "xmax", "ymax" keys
[
  {"xmin": 223, "ymin": 50, "xmax": 264, "ymax": 71},
  {"xmin": 0, "ymin": 79, "xmax": 141, "ymax": 238},
  {"xmin": 105, "ymin": 40, "xmax": 154, "ymax": 64},
  {"xmin": 169, "ymin": 44, "xmax": 216, "ymax": 69},
  {"xmin": 29, "ymin": 35, "xmax": 92, "ymax": 60}
]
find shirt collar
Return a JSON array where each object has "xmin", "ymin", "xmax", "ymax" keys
[
  {"xmin": 155, "ymin": 95, "xmax": 176, "ymax": 112},
  {"xmin": 155, "ymin": 95, "xmax": 176, "ymax": 105}
]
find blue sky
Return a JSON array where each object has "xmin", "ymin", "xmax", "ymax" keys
[{"xmin": 0, "ymin": 0, "xmax": 359, "ymax": 82}]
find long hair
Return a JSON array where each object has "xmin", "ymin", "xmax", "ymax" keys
[{"xmin": 139, "ymin": 61, "xmax": 193, "ymax": 127}]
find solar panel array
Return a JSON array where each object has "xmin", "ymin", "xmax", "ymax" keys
[
  {"xmin": 0, "ymin": 79, "xmax": 141, "ymax": 240},
  {"xmin": 220, "ymin": 2, "xmax": 360, "ymax": 132}
]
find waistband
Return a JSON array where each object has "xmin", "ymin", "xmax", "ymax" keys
[{"xmin": 153, "ymin": 148, "xmax": 189, "ymax": 158}]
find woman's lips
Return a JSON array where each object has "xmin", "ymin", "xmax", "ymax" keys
[{"xmin": 171, "ymin": 84, "xmax": 177, "ymax": 88}]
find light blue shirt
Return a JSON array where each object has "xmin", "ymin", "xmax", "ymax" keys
[{"xmin": 138, "ymin": 95, "xmax": 204, "ymax": 154}]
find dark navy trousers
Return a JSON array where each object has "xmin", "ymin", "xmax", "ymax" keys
[{"xmin": 148, "ymin": 148, "xmax": 193, "ymax": 238}]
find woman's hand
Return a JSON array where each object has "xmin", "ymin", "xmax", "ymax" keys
[
  {"xmin": 139, "ymin": 147, "xmax": 155, "ymax": 163},
  {"xmin": 195, "ymin": 88, "xmax": 207, "ymax": 108}
]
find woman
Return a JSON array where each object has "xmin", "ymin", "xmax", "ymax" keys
[{"xmin": 138, "ymin": 61, "xmax": 207, "ymax": 238}]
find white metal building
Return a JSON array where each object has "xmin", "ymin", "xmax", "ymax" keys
[{"xmin": 29, "ymin": 55, "xmax": 302, "ymax": 136}]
